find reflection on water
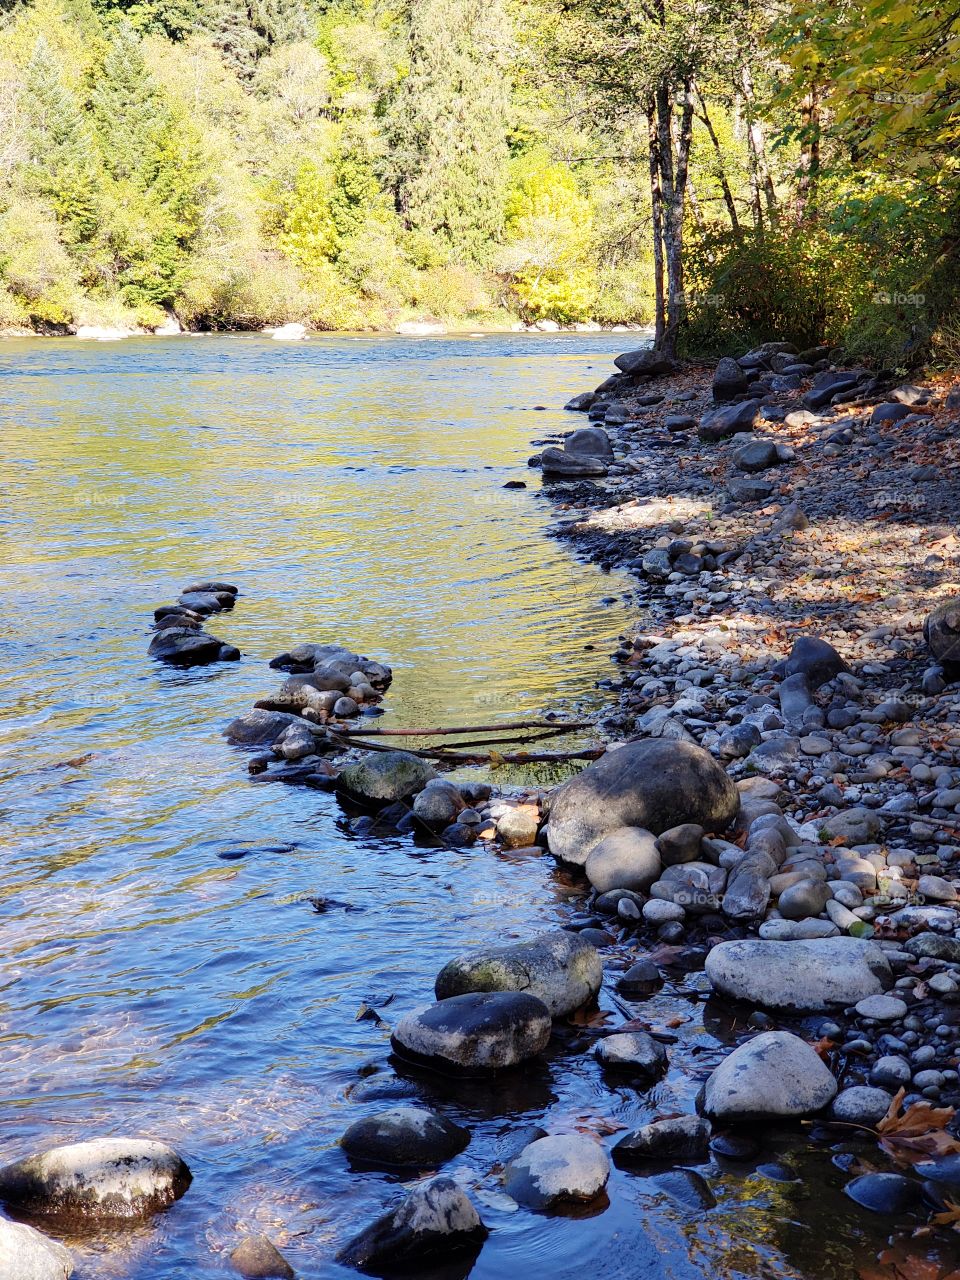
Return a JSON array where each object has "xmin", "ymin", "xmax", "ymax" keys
[{"xmin": 0, "ymin": 334, "xmax": 948, "ymax": 1278}]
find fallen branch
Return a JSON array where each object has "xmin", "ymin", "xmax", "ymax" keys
[
  {"xmin": 332, "ymin": 718, "xmax": 592, "ymax": 739},
  {"xmin": 326, "ymin": 729, "xmax": 605, "ymax": 766}
]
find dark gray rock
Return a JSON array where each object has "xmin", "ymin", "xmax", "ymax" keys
[
  {"xmin": 338, "ymin": 752, "xmax": 436, "ymax": 805},
  {"xmin": 224, "ymin": 709, "xmax": 304, "ymax": 746},
  {"xmin": 844, "ymin": 1172, "xmax": 921, "ymax": 1214},
  {"xmin": 336, "ymin": 1176, "xmax": 486, "ymax": 1272},
  {"xmin": 613, "ymin": 1116, "xmax": 710, "ymax": 1163},
  {"xmin": 435, "ymin": 931, "xmax": 601, "ymax": 1017},
  {"xmin": 340, "ymin": 1107, "xmax": 469, "ymax": 1169},
  {"xmin": 149, "ymin": 627, "xmax": 226, "ymax": 666},
  {"xmin": 595, "ymin": 1031, "xmax": 668, "ymax": 1081},
  {"xmin": 613, "ymin": 349, "xmax": 678, "ymax": 377},
  {"xmin": 564, "ymin": 426, "xmax": 613, "ymax": 458},
  {"xmin": 870, "ymin": 402, "xmax": 911, "ymax": 424},
  {"xmin": 229, "ymin": 1236, "xmax": 295, "ymax": 1278},
  {"xmin": 391, "ymin": 992, "xmax": 552, "ymax": 1072},
  {"xmin": 925, "ymin": 599, "xmax": 960, "ymax": 668},
  {"xmin": 734, "ymin": 440, "xmax": 780, "ymax": 472},
  {"xmin": 713, "ymin": 356, "xmax": 750, "ymax": 402},
  {"xmin": 698, "ymin": 400, "xmax": 762, "ymax": 442},
  {"xmin": 771, "ymin": 637, "xmax": 849, "ymax": 689},
  {"xmin": 540, "ymin": 446, "xmax": 609, "ymax": 477}
]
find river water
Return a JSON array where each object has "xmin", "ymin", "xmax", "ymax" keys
[{"xmin": 0, "ymin": 334, "xmax": 936, "ymax": 1279}]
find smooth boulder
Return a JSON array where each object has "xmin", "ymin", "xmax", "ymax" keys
[
  {"xmin": 224, "ymin": 709, "xmax": 303, "ymax": 746},
  {"xmin": 546, "ymin": 739, "xmax": 739, "ymax": 867},
  {"xmin": 613, "ymin": 1116, "xmax": 710, "ymax": 1163},
  {"xmin": 0, "ymin": 1139, "xmax": 191, "ymax": 1222},
  {"xmin": 338, "ymin": 751, "xmax": 436, "ymax": 805},
  {"xmin": 435, "ymin": 931, "xmax": 601, "ymax": 1017},
  {"xmin": 0, "ymin": 1217, "xmax": 73, "ymax": 1280},
  {"xmin": 705, "ymin": 937, "xmax": 891, "ymax": 1011},
  {"xmin": 699, "ymin": 1031, "xmax": 837, "ymax": 1122},
  {"xmin": 503, "ymin": 1135, "xmax": 610, "ymax": 1209},
  {"xmin": 584, "ymin": 827, "xmax": 661, "ymax": 893},
  {"xmin": 540, "ymin": 446, "xmax": 609, "ymax": 477},
  {"xmin": 391, "ymin": 992, "xmax": 551, "ymax": 1072},
  {"xmin": 925, "ymin": 599, "xmax": 960, "ymax": 668},
  {"xmin": 336, "ymin": 1176, "xmax": 486, "ymax": 1273},
  {"xmin": 340, "ymin": 1107, "xmax": 469, "ymax": 1169},
  {"xmin": 772, "ymin": 637, "xmax": 849, "ymax": 689},
  {"xmin": 229, "ymin": 1236, "xmax": 295, "ymax": 1279}
]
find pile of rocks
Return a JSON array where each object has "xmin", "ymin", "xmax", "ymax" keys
[{"xmin": 148, "ymin": 579, "xmax": 241, "ymax": 666}]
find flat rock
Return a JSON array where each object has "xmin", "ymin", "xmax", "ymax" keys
[
  {"xmin": 540, "ymin": 446, "xmax": 608, "ymax": 476},
  {"xmin": 0, "ymin": 1138, "xmax": 191, "ymax": 1222},
  {"xmin": 340, "ymin": 1106, "xmax": 469, "ymax": 1169},
  {"xmin": 0, "ymin": 1217, "xmax": 73, "ymax": 1279},
  {"xmin": 434, "ymin": 930, "xmax": 601, "ymax": 1017},
  {"xmin": 698, "ymin": 400, "xmax": 761, "ymax": 442},
  {"xmin": 829, "ymin": 1087, "xmax": 893, "ymax": 1127},
  {"xmin": 772, "ymin": 637, "xmax": 849, "ymax": 689},
  {"xmin": 503, "ymin": 1135, "xmax": 610, "ymax": 1209},
  {"xmin": 855, "ymin": 994, "xmax": 907, "ymax": 1022},
  {"xmin": 845, "ymin": 1172, "xmax": 921, "ymax": 1214},
  {"xmin": 224, "ymin": 709, "xmax": 303, "ymax": 746},
  {"xmin": 546, "ymin": 739, "xmax": 739, "ymax": 867},
  {"xmin": 705, "ymin": 937, "xmax": 891, "ymax": 1010},
  {"xmin": 336, "ymin": 1176, "xmax": 486, "ymax": 1271},
  {"xmin": 391, "ymin": 992, "xmax": 552, "ymax": 1073},
  {"xmin": 699, "ymin": 1031, "xmax": 837, "ymax": 1122}
]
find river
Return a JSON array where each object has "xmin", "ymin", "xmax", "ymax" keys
[{"xmin": 0, "ymin": 334, "xmax": 911, "ymax": 1279}]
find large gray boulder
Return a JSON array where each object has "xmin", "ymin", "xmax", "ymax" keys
[
  {"xmin": 337, "ymin": 751, "xmax": 436, "ymax": 805},
  {"xmin": 540, "ymin": 446, "xmax": 608, "ymax": 477},
  {"xmin": 391, "ymin": 992, "xmax": 552, "ymax": 1072},
  {"xmin": 925, "ymin": 599, "xmax": 960, "ymax": 668},
  {"xmin": 705, "ymin": 937, "xmax": 891, "ymax": 1011},
  {"xmin": 0, "ymin": 1217, "xmax": 73, "ymax": 1280},
  {"xmin": 435, "ymin": 931, "xmax": 601, "ymax": 1017},
  {"xmin": 0, "ymin": 1139, "xmax": 191, "ymax": 1222},
  {"xmin": 613, "ymin": 349, "xmax": 678, "ymax": 377},
  {"xmin": 503, "ymin": 1135, "xmax": 610, "ymax": 1209},
  {"xmin": 223, "ymin": 708, "xmax": 303, "ymax": 746},
  {"xmin": 336, "ymin": 1177, "xmax": 486, "ymax": 1272},
  {"xmin": 340, "ymin": 1107, "xmax": 469, "ymax": 1169},
  {"xmin": 564, "ymin": 426, "xmax": 613, "ymax": 459},
  {"xmin": 699, "ymin": 1031, "xmax": 837, "ymax": 1122},
  {"xmin": 546, "ymin": 740, "xmax": 739, "ymax": 867},
  {"xmin": 713, "ymin": 356, "xmax": 750, "ymax": 402}
]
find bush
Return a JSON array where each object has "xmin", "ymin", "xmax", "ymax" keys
[{"xmin": 411, "ymin": 263, "xmax": 492, "ymax": 320}]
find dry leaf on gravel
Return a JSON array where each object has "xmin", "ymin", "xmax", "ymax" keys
[{"xmin": 876, "ymin": 1088, "xmax": 960, "ymax": 1163}]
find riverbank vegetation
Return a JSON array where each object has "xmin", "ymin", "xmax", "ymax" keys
[{"xmin": 0, "ymin": 0, "xmax": 956, "ymax": 367}]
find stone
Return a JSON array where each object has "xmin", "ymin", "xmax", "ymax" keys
[
  {"xmin": 855, "ymin": 994, "xmax": 908, "ymax": 1022},
  {"xmin": 821, "ymin": 808, "xmax": 884, "ymax": 844},
  {"xmin": 698, "ymin": 400, "xmax": 762, "ymax": 442},
  {"xmin": 759, "ymin": 919, "xmax": 839, "ymax": 941},
  {"xmin": 148, "ymin": 627, "xmax": 226, "ymax": 666},
  {"xmin": 656, "ymin": 823, "xmax": 704, "ymax": 865},
  {"xmin": 845, "ymin": 1172, "xmax": 921, "ymax": 1214},
  {"xmin": 496, "ymin": 806, "xmax": 540, "ymax": 849},
  {"xmin": 803, "ymin": 371, "xmax": 863, "ymax": 411},
  {"xmin": 338, "ymin": 751, "xmax": 436, "ymax": 805},
  {"xmin": 540, "ymin": 446, "xmax": 608, "ymax": 476},
  {"xmin": 413, "ymin": 782, "xmax": 463, "ymax": 830},
  {"xmin": 546, "ymin": 739, "xmax": 739, "ymax": 867},
  {"xmin": 734, "ymin": 439, "xmax": 780, "ymax": 472},
  {"xmin": 584, "ymin": 827, "xmax": 661, "ymax": 893},
  {"xmin": 772, "ymin": 637, "xmax": 849, "ymax": 690},
  {"xmin": 870, "ymin": 402, "xmax": 911, "ymax": 424},
  {"xmin": 830, "ymin": 1087, "xmax": 893, "ymax": 1126},
  {"xmin": 229, "ymin": 1236, "xmax": 295, "ymax": 1279},
  {"xmin": 340, "ymin": 1107, "xmax": 469, "ymax": 1169},
  {"xmin": 391, "ymin": 993, "xmax": 551, "ymax": 1072},
  {"xmin": 713, "ymin": 356, "xmax": 750, "ymax": 401},
  {"xmin": 564, "ymin": 426, "xmax": 613, "ymax": 459},
  {"xmin": 0, "ymin": 1139, "xmax": 191, "ymax": 1222},
  {"xmin": 503, "ymin": 1136, "xmax": 610, "ymax": 1209},
  {"xmin": 642, "ymin": 899, "xmax": 685, "ymax": 926},
  {"xmin": 722, "ymin": 865, "xmax": 771, "ymax": 921},
  {"xmin": 905, "ymin": 933, "xmax": 960, "ymax": 962},
  {"xmin": 612, "ymin": 1116, "xmax": 711, "ymax": 1163},
  {"xmin": 613, "ymin": 349, "xmax": 678, "ymax": 377},
  {"xmin": 778, "ymin": 879, "xmax": 831, "ymax": 920},
  {"xmin": 871, "ymin": 1056, "xmax": 912, "ymax": 1089},
  {"xmin": 727, "ymin": 476, "xmax": 774, "ymax": 503},
  {"xmin": 699, "ymin": 1031, "xmax": 837, "ymax": 1122},
  {"xmin": 617, "ymin": 959, "xmax": 664, "ymax": 997},
  {"xmin": 918, "ymin": 874, "xmax": 958, "ymax": 902},
  {"xmin": 224, "ymin": 709, "xmax": 303, "ymax": 746},
  {"xmin": 925, "ymin": 599, "xmax": 960, "ymax": 668},
  {"xmin": 336, "ymin": 1176, "xmax": 486, "ymax": 1271},
  {"xmin": 704, "ymin": 937, "xmax": 892, "ymax": 1010},
  {"xmin": 916, "ymin": 1154, "xmax": 960, "ymax": 1190},
  {"xmin": 434, "ymin": 931, "xmax": 601, "ymax": 1017},
  {"xmin": 565, "ymin": 392, "xmax": 595, "ymax": 411},
  {"xmin": 0, "ymin": 1217, "xmax": 73, "ymax": 1280},
  {"xmin": 594, "ymin": 1031, "xmax": 668, "ymax": 1082}
]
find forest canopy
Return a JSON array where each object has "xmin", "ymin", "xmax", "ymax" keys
[{"xmin": 0, "ymin": 0, "xmax": 957, "ymax": 367}]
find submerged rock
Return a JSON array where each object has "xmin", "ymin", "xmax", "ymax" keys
[
  {"xmin": 336, "ymin": 1176, "xmax": 486, "ymax": 1273},
  {"xmin": 503, "ymin": 1135, "xmax": 610, "ymax": 1209},
  {"xmin": 845, "ymin": 1172, "xmax": 922, "ymax": 1214},
  {"xmin": 229, "ymin": 1235, "xmax": 295, "ymax": 1278},
  {"xmin": 338, "ymin": 751, "xmax": 436, "ymax": 805},
  {"xmin": 391, "ymin": 992, "xmax": 552, "ymax": 1072},
  {"xmin": 699, "ymin": 1031, "xmax": 837, "ymax": 1122},
  {"xmin": 546, "ymin": 739, "xmax": 739, "ymax": 867},
  {"xmin": 705, "ymin": 937, "xmax": 891, "ymax": 1010},
  {"xmin": 340, "ymin": 1107, "xmax": 469, "ymax": 1169},
  {"xmin": 435, "ymin": 931, "xmax": 601, "ymax": 1017},
  {"xmin": 613, "ymin": 1116, "xmax": 710, "ymax": 1163},
  {"xmin": 0, "ymin": 1138, "xmax": 191, "ymax": 1222}
]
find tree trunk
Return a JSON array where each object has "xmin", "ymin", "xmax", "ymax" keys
[
  {"xmin": 658, "ymin": 77, "xmax": 694, "ymax": 358},
  {"xmin": 695, "ymin": 89, "xmax": 740, "ymax": 236},
  {"xmin": 646, "ymin": 97, "xmax": 666, "ymax": 347},
  {"xmin": 741, "ymin": 62, "xmax": 777, "ymax": 220},
  {"xmin": 796, "ymin": 84, "xmax": 821, "ymax": 222}
]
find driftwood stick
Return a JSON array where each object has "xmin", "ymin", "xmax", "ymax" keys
[
  {"xmin": 326, "ymin": 729, "xmax": 605, "ymax": 766},
  {"xmin": 331, "ymin": 719, "xmax": 592, "ymax": 739}
]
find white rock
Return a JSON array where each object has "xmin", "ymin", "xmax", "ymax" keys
[
  {"xmin": 270, "ymin": 322, "xmax": 307, "ymax": 341},
  {"xmin": 705, "ymin": 937, "xmax": 892, "ymax": 1010},
  {"xmin": 503, "ymin": 1135, "xmax": 610, "ymax": 1208},
  {"xmin": 855, "ymin": 994, "xmax": 908, "ymax": 1021},
  {"xmin": 700, "ymin": 1031, "xmax": 837, "ymax": 1121},
  {"xmin": 0, "ymin": 1217, "xmax": 73, "ymax": 1279}
]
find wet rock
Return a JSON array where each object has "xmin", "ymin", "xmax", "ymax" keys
[
  {"xmin": 336, "ymin": 1176, "xmax": 486, "ymax": 1273},
  {"xmin": 595, "ymin": 1032, "xmax": 668, "ymax": 1081},
  {"xmin": 149, "ymin": 627, "xmax": 227, "ymax": 666},
  {"xmin": 391, "ymin": 992, "xmax": 551, "ymax": 1072},
  {"xmin": 435, "ymin": 930, "xmax": 600, "ymax": 1017},
  {"xmin": 564, "ymin": 426, "xmax": 613, "ymax": 459},
  {"xmin": 870, "ymin": 1055, "xmax": 912, "ymax": 1089},
  {"xmin": 229, "ymin": 1236, "xmax": 295, "ymax": 1278},
  {"xmin": 540, "ymin": 446, "xmax": 608, "ymax": 477},
  {"xmin": 340, "ymin": 1107, "xmax": 469, "ymax": 1169},
  {"xmin": 584, "ymin": 827, "xmax": 661, "ymax": 893},
  {"xmin": 613, "ymin": 1116, "xmax": 710, "ymax": 1163},
  {"xmin": 705, "ymin": 938, "xmax": 891, "ymax": 1010},
  {"xmin": 546, "ymin": 739, "xmax": 739, "ymax": 867},
  {"xmin": 916, "ymin": 1153, "xmax": 960, "ymax": 1192},
  {"xmin": 0, "ymin": 1217, "xmax": 73, "ymax": 1279},
  {"xmin": 496, "ymin": 806, "xmax": 540, "ymax": 849},
  {"xmin": 845, "ymin": 1172, "xmax": 921, "ymax": 1214},
  {"xmin": 829, "ymin": 1087, "xmax": 893, "ymax": 1126},
  {"xmin": 614, "ymin": 349, "xmax": 678, "ymax": 377},
  {"xmin": 412, "ymin": 781, "xmax": 463, "ymax": 829},
  {"xmin": 698, "ymin": 400, "xmax": 761, "ymax": 441},
  {"xmin": 772, "ymin": 637, "xmax": 849, "ymax": 689},
  {"xmin": 564, "ymin": 392, "xmax": 595, "ymax": 411},
  {"xmin": 855, "ymin": 994, "xmax": 908, "ymax": 1021},
  {"xmin": 699, "ymin": 1031, "xmax": 837, "ymax": 1122},
  {"xmin": 656, "ymin": 823, "xmax": 704, "ymax": 865},
  {"xmin": 617, "ymin": 959, "xmax": 663, "ymax": 998},
  {"xmin": 503, "ymin": 1135, "xmax": 610, "ymax": 1209},
  {"xmin": 338, "ymin": 752, "xmax": 436, "ymax": 805},
  {"xmin": 0, "ymin": 1138, "xmax": 191, "ymax": 1222},
  {"xmin": 224, "ymin": 709, "xmax": 304, "ymax": 746}
]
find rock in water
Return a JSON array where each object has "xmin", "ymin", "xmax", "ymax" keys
[
  {"xmin": 224, "ymin": 709, "xmax": 303, "ymax": 746},
  {"xmin": 391, "ymin": 992, "xmax": 552, "ymax": 1072},
  {"xmin": 340, "ymin": 1107, "xmax": 469, "ymax": 1169},
  {"xmin": 435, "ymin": 931, "xmax": 600, "ymax": 1017},
  {"xmin": 699, "ymin": 1031, "xmax": 837, "ymax": 1122},
  {"xmin": 584, "ymin": 827, "xmax": 661, "ymax": 893},
  {"xmin": 540, "ymin": 446, "xmax": 609, "ymax": 477},
  {"xmin": 0, "ymin": 1217, "xmax": 73, "ymax": 1279},
  {"xmin": 336, "ymin": 1176, "xmax": 486, "ymax": 1273},
  {"xmin": 503, "ymin": 1135, "xmax": 610, "ymax": 1209},
  {"xmin": 564, "ymin": 426, "xmax": 613, "ymax": 459},
  {"xmin": 925, "ymin": 599, "xmax": 960, "ymax": 669},
  {"xmin": 229, "ymin": 1236, "xmax": 295, "ymax": 1278},
  {"xmin": 613, "ymin": 1116, "xmax": 711, "ymax": 1163},
  {"xmin": 705, "ymin": 938, "xmax": 891, "ymax": 1011},
  {"xmin": 546, "ymin": 739, "xmax": 739, "ymax": 867},
  {"xmin": 845, "ymin": 1173, "xmax": 922, "ymax": 1214},
  {"xmin": 149, "ymin": 628, "xmax": 226, "ymax": 666},
  {"xmin": 0, "ymin": 1139, "xmax": 191, "ymax": 1222},
  {"xmin": 594, "ymin": 1031, "xmax": 668, "ymax": 1082},
  {"xmin": 337, "ymin": 751, "xmax": 437, "ymax": 805}
]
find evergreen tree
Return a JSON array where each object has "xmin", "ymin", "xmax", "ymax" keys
[
  {"xmin": 208, "ymin": 0, "xmax": 314, "ymax": 79},
  {"xmin": 89, "ymin": 21, "xmax": 163, "ymax": 182},
  {"xmin": 386, "ymin": 0, "xmax": 512, "ymax": 261}
]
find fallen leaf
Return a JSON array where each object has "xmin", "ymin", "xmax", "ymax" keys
[{"xmin": 877, "ymin": 1087, "xmax": 960, "ymax": 1164}]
